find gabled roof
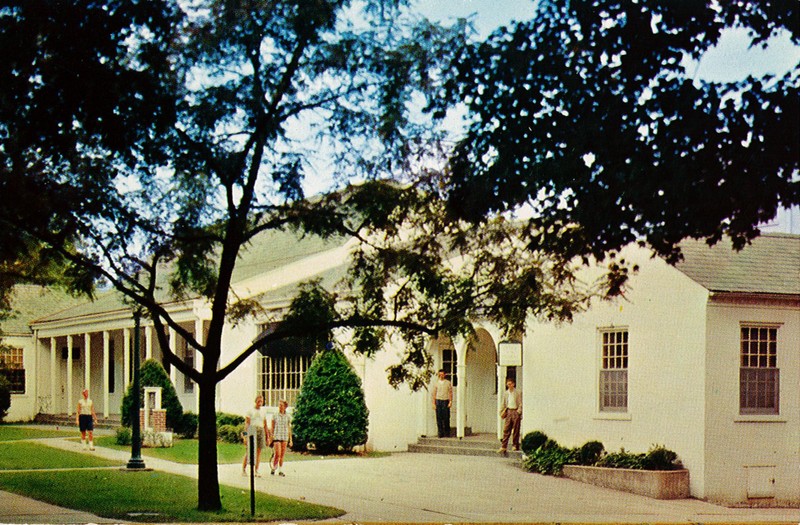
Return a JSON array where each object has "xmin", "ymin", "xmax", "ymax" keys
[
  {"xmin": 1, "ymin": 285, "xmax": 86, "ymax": 336},
  {"xmin": 31, "ymin": 228, "xmax": 349, "ymax": 325},
  {"xmin": 675, "ymin": 233, "xmax": 800, "ymax": 295}
]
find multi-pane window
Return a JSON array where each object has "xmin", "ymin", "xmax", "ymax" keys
[
  {"xmin": 599, "ymin": 329, "xmax": 628, "ymax": 412},
  {"xmin": 0, "ymin": 347, "xmax": 25, "ymax": 394},
  {"xmin": 740, "ymin": 325, "xmax": 779, "ymax": 415},
  {"xmin": 259, "ymin": 353, "xmax": 312, "ymax": 407},
  {"xmin": 442, "ymin": 347, "xmax": 458, "ymax": 387},
  {"xmin": 256, "ymin": 324, "xmax": 321, "ymax": 407}
]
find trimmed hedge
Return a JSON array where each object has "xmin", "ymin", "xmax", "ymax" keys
[{"xmin": 522, "ymin": 430, "xmax": 681, "ymax": 475}]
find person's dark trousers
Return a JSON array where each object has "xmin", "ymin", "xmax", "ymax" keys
[{"xmin": 435, "ymin": 399, "xmax": 450, "ymax": 437}]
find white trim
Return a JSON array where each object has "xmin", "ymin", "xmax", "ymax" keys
[{"xmin": 84, "ymin": 333, "xmax": 91, "ymax": 395}]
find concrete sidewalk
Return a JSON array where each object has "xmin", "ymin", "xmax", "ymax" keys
[{"xmin": 3, "ymin": 435, "xmax": 800, "ymax": 523}]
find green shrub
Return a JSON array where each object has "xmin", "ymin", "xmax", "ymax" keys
[
  {"xmin": 521, "ymin": 430, "xmax": 549, "ymax": 455},
  {"xmin": 292, "ymin": 346, "xmax": 369, "ymax": 454},
  {"xmin": 120, "ymin": 360, "xmax": 184, "ymax": 431},
  {"xmin": 216, "ymin": 412, "xmax": 245, "ymax": 427},
  {"xmin": 577, "ymin": 440, "xmax": 605, "ymax": 465},
  {"xmin": 174, "ymin": 412, "xmax": 198, "ymax": 439},
  {"xmin": 115, "ymin": 426, "xmax": 132, "ymax": 446},
  {"xmin": 596, "ymin": 448, "xmax": 646, "ymax": 469},
  {"xmin": 642, "ymin": 445, "xmax": 682, "ymax": 470},
  {"xmin": 523, "ymin": 442, "xmax": 576, "ymax": 475},
  {"xmin": 218, "ymin": 423, "xmax": 245, "ymax": 444},
  {"xmin": 0, "ymin": 373, "xmax": 11, "ymax": 422},
  {"xmin": 593, "ymin": 445, "xmax": 683, "ymax": 470}
]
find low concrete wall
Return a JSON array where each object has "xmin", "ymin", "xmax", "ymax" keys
[{"xmin": 563, "ymin": 465, "xmax": 690, "ymax": 500}]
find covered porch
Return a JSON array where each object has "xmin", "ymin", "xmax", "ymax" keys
[{"xmin": 31, "ymin": 307, "xmax": 207, "ymax": 421}]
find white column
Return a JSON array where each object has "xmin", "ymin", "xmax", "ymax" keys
[
  {"xmin": 49, "ymin": 337, "xmax": 57, "ymax": 414},
  {"xmin": 84, "ymin": 333, "xmax": 91, "ymax": 391},
  {"xmin": 123, "ymin": 328, "xmax": 131, "ymax": 388},
  {"xmin": 32, "ymin": 331, "xmax": 39, "ymax": 414},
  {"xmin": 66, "ymin": 335, "xmax": 73, "ymax": 415},
  {"xmin": 169, "ymin": 327, "xmax": 178, "ymax": 385},
  {"xmin": 194, "ymin": 319, "xmax": 204, "ymax": 413},
  {"xmin": 103, "ymin": 331, "xmax": 110, "ymax": 418},
  {"xmin": 456, "ymin": 343, "xmax": 467, "ymax": 439},
  {"xmin": 145, "ymin": 326, "xmax": 153, "ymax": 360},
  {"xmin": 497, "ymin": 364, "xmax": 505, "ymax": 440}
]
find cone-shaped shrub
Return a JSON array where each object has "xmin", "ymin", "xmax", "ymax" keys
[
  {"xmin": 0, "ymin": 373, "xmax": 11, "ymax": 422},
  {"xmin": 121, "ymin": 359, "xmax": 184, "ymax": 431},
  {"xmin": 292, "ymin": 346, "xmax": 368, "ymax": 454}
]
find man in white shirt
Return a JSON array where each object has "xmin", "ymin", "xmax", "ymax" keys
[
  {"xmin": 499, "ymin": 378, "xmax": 522, "ymax": 454},
  {"xmin": 432, "ymin": 369, "xmax": 453, "ymax": 438}
]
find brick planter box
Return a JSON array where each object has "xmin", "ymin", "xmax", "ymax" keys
[{"xmin": 563, "ymin": 465, "xmax": 690, "ymax": 499}]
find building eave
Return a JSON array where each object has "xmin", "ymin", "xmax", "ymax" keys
[{"xmin": 708, "ymin": 291, "xmax": 800, "ymax": 308}]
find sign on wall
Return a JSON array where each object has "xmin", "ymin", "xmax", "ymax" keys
[{"xmin": 498, "ymin": 341, "xmax": 522, "ymax": 367}]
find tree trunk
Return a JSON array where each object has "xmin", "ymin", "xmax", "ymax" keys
[{"xmin": 196, "ymin": 380, "xmax": 221, "ymax": 511}]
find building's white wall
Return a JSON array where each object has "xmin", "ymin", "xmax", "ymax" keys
[
  {"xmin": 359, "ymin": 345, "xmax": 425, "ymax": 452},
  {"xmin": 704, "ymin": 300, "xmax": 800, "ymax": 505},
  {"xmin": 4, "ymin": 334, "xmax": 36, "ymax": 421},
  {"xmin": 522, "ymin": 248, "xmax": 710, "ymax": 497}
]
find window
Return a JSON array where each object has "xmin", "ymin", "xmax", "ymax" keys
[
  {"xmin": 0, "ymin": 347, "xmax": 25, "ymax": 394},
  {"xmin": 740, "ymin": 325, "xmax": 779, "ymax": 415},
  {"xmin": 442, "ymin": 347, "xmax": 458, "ymax": 387},
  {"xmin": 599, "ymin": 329, "xmax": 628, "ymax": 412},
  {"xmin": 182, "ymin": 338, "xmax": 194, "ymax": 394},
  {"xmin": 258, "ymin": 353, "xmax": 312, "ymax": 407}
]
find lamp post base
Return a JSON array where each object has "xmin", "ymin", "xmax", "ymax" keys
[{"xmin": 125, "ymin": 457, "xmax": 147, "ymax": 470}]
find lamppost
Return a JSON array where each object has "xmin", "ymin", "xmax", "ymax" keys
[{"xmin": 127, "ymin": 309, "xmax": 146, "ymax": 469}]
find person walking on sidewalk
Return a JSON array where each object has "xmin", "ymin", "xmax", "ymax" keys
[
  {"xmin": 242, "ymin": 395, "xmax": 269, "ymax": 477},
  {"xmin": 499, "ymin": 378, "xmax": 522, "ymax": 455},
  {"xmin": 432, "ymin": 369, "xmax": 453, "ymax": 438},
  {"xmin": 270, "ymin": 399, "xmax": 292, "ymax": 476},
  {"xmin": 76, "ymin": 389, "xmax": 96, "ymax": 450}
]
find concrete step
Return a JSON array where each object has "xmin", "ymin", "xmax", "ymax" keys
[
  {"xmin": 409, "ymin": 435, "xmax": 523, "ymax": 460},
  {"xmin": 416, "ymin": 436, "xmax": 500, "ymax": 449}
]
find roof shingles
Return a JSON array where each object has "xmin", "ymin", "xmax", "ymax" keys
[{"xmin": 675, "ymin": 233, "xmax": 800, "ymax": 295}]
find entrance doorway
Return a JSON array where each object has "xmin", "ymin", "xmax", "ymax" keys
[{"xmin": 464, "ymin": 329, "xmax": 498, "ymax": 434}]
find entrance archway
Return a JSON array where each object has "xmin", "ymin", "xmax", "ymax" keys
[{"xmin": 464, "ymin": 328, "xmax": 497, "ymax": 434}]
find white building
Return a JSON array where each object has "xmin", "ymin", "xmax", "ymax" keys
[
  {"xmin": 2, "ymin": 231, "xmax": 798, "ymax": 505},
  {"xmin": 522, "ymin": 233, "xmax": 800, "ymax": 505}
]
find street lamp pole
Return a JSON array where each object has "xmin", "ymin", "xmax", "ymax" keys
[{"xmin": 127, "ymin": 309, "xmax": 146, "ymax": 469}]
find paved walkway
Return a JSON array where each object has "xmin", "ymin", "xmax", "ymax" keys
[{"xmin": 2, "ymin": 434, "xmax": 799, "ymax": 523}]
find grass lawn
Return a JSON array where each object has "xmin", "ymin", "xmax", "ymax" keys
[
  {"xmin": 0, "ymin": 435, "xmax": 344, "ymax": 522},
  {"xmin": 0, "ymin": 442, "xmax": 120, "ymax": 470},
  {"xmin": 94, "ymin": 436, "xmax": 246, "ymax": 464},
  {"xmin": 0, "ymin": 424, "xmax": 78, "ymax": 441},
  {"xmin": 95, "ymin": 435, "xmax": 390, "ymax": 464},
  {"xmin": 0, "ymin": 469, "xmax": 343, "ymax": 522}
]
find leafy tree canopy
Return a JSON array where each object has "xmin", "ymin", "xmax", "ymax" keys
[{"xmin": 438, "ymin": 0, "xmax": 799, "ymax": 262}]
